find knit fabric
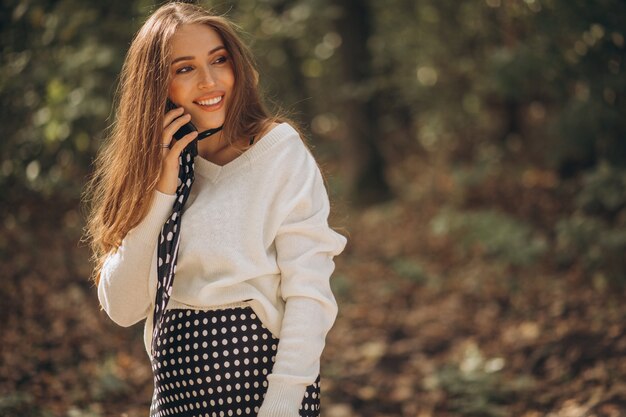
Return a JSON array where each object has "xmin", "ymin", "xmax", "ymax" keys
[{"xmin": 98, "ymin": 123, "xmax": 347, "ymax": 414}]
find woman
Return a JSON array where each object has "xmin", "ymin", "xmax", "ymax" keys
[{"xmin": 83, "ymin": 2, "xmax": 347, "ymax": 417}]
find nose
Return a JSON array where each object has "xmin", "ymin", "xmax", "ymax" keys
[{"xmin": 197, "ymin": 66, "xmax": 216, "ymax": 89}]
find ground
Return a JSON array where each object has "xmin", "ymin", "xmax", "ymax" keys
[{"xmin": 0, "ymin": 155, "xmax": 624, "ymax": 417}]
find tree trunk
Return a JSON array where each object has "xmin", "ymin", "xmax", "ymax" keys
[{"xmin": 333, "ymin": 0, "xmax": 392, "ymax": 206}]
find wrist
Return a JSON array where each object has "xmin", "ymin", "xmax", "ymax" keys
[{"xmin": 257, "ymin": 380, "xmax": 306, "ymax": 417}]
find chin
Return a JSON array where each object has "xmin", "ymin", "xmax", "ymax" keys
[{"xmin": 196, "ymin": 114, "xmax": 226, "ymax": 129}]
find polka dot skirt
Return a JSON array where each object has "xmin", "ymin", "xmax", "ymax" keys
[{"xmin": 150, "ymin": 306, "xmax": 321, "ymax": 417}]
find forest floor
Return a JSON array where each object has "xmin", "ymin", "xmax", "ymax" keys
[{"xmin": 1, "ymin": 153, "xmax": 625, "ymax": 417}]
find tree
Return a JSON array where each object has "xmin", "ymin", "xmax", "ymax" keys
[{"xmin": 332, "ymin": 0, "xmax": 393, "ymax": 206}]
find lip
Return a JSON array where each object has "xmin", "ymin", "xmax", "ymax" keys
[
  {"xmin": 194, "ymin": 92, "xmax": 224, "ymax": 102},
  {"xmin": 193, "ymin": 93, "xmax": 225, "ymax": 112}
]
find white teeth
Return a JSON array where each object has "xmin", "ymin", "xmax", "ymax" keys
[{"xmin": 197, "ymin": 96, "xmax": 222, "ymax": 106}]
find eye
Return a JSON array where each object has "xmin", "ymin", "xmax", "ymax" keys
[
  {"xmin": 175, "ymin": 65, "xmax": 193, "ymax": 74},
  {"xmin": 213, "ymin": 55, "xmax": 229, "ymax": 65}
]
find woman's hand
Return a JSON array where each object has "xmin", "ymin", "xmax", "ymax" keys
[{"xmin": 156, "ymin": 107, "xmax": 198, "ymax": 195}]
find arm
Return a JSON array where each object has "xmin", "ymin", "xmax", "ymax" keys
[
  {"xmin": 258, "ymin": 154, "xmax": 347, "ymax": 416},
  {"xmin": 97, "ymin": 190, "xmax": 177, "ymax": 327}
]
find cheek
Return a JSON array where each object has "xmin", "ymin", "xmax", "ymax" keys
[
  {"xmin": 168, "ymin": 79, "xmax": 184, "ymax": 102},
  {"xmin": 224, "ymin": 65, "xmax": 235, "ymax": 90}
]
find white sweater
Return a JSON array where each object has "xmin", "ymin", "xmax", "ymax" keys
[{"xmin": 97, "ymin": 122, "xmax": 347, "ymax": 415}]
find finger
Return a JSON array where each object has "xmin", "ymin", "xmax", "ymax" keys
[
  {"xmin": 162, "ymin": 113, "xmax": 192, "ymax": 139},
  {"xmin": 169, "ymin": 130, "xmax": 199, "ymax": 155},
  {"xmin": 161, "ymin": 140, "xmax": 173, "ymax": 156},
  {"xmin": 163, "ymin": 107, "xmax": 185, "ymax": 127}
]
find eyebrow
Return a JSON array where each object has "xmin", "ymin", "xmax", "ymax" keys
[{"xmin": 171, "ymin": 46, "xmax": 227, "ymax": 66}]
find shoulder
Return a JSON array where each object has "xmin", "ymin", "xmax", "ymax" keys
[{"xmin": 258, "ymin": 122, "xmax": 316, "ymax": 167}]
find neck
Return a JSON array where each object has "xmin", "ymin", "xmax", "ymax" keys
[
  {"xmin": 197, "ymin": 126, "xmax": 223, "ymax": 140},
  {"xmin": 196, "ymin": 129, "xmax": 246, "ymax": 161}
]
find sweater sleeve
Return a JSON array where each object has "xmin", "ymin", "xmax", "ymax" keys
[
  {"xmin": 258, "ymin": 153, "xmax": 347, "ymax": 416},
  {"xmin": 97, "ymin": 190, "xmax": 177, "ymax": 327}
]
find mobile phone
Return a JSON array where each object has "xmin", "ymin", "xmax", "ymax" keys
[{"xmin": 165, "ymin": 99, "xmax": 197, "ymax": 140}]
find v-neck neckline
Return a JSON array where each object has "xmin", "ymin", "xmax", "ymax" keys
[{"xmin": 194, "ymin": 122, "xmax": 292, "ymax": 183}]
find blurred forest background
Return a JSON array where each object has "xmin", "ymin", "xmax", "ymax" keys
[{"xmin": 1, "ymin": 0, "xmax": 626, "ymax": 416}]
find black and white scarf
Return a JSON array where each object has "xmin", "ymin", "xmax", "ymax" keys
[{"xmin": 150, "ymin": 127, "xmax": 222, "ymax": 355}]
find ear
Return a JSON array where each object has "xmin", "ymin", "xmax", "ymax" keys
[{"xmin": 252, "ymin": 69, "xmax": 259, "ymax": 86}]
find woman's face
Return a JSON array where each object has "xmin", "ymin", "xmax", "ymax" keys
[{"xmin": 168, "ymin": 23, "xmax": 235, "ymax": 132}]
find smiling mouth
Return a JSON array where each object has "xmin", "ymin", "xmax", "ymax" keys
[{"xmin": 195, "ymin": 96, "xmax": 223, "ymax": 106}]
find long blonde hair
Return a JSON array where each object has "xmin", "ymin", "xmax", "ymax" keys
[{"xmin": 82, "ymin": 2, "xmax": 275, "ymax": 285}]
